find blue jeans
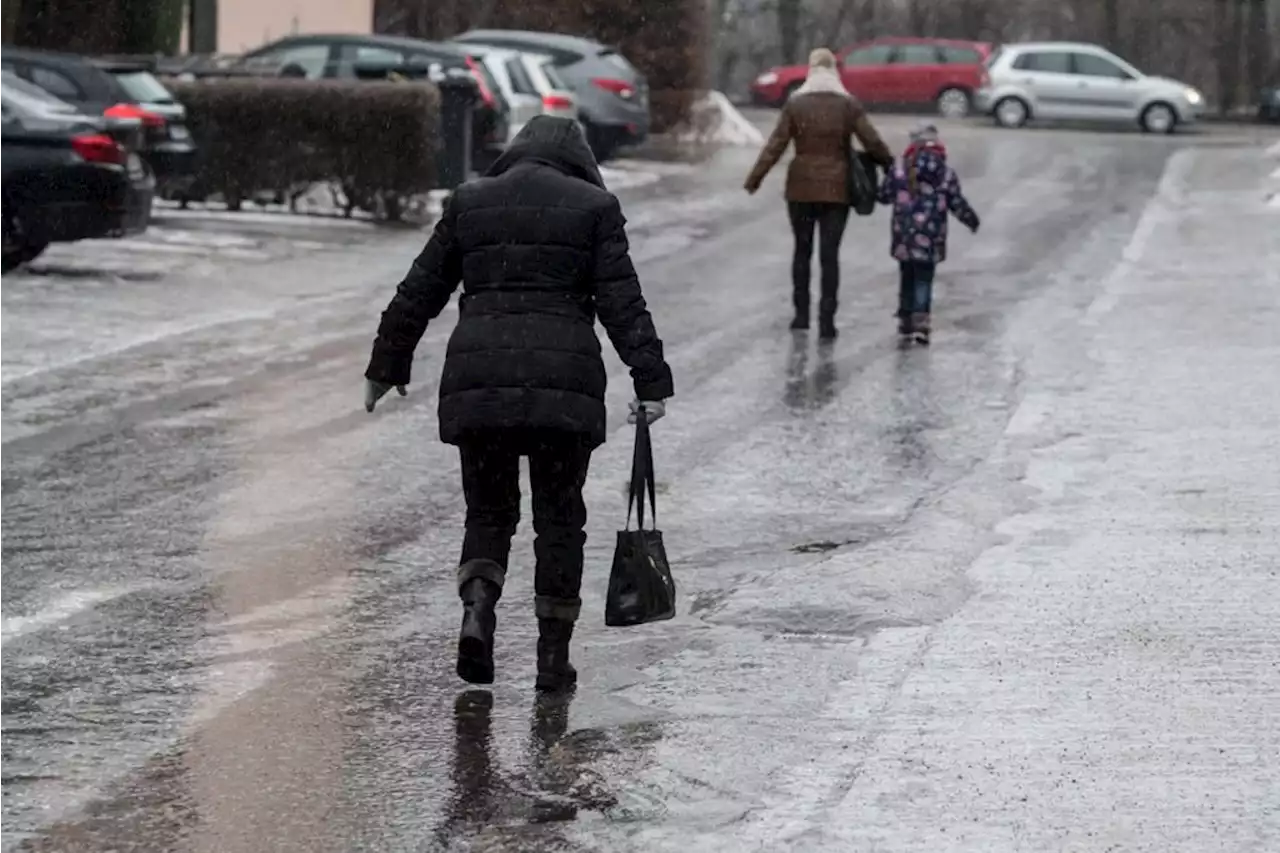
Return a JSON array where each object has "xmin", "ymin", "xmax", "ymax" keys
[{"xmin": 897, "ymin": 261, "xmax": 936, "ymax": 317}]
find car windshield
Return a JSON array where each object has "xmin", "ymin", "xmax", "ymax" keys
[
  {"xmin": 108, "ymin": 69, "xmax": 176, "ymax": 103},
  {"xmin": 984, "ymin": 47, "xmax": 1003, "ymax": 69},
  {"xmin": 1, "ymin": 70, "xmax": 77, "ymax": 111}
]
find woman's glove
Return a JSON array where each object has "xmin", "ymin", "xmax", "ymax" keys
[
  {"xmin": 365, "ymin": 380, "xmax": 406, "ymax": 412},
  {"xmin": 627, "ymin": 400, "xmax": 666, "ymax": 424}
]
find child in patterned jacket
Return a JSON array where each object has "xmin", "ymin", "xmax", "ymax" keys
[{"xmin": 876, "ymin": 124, "xmax": 980, "ymax": 344}]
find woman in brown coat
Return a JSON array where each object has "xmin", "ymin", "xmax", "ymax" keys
[{"xmin": 745, "ymin": 48, "xmax": 894, "ymax": 339}]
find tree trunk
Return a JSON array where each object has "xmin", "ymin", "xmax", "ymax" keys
[
  {"xmin": 777, "ymin": 0, "xmax": 802, "ymax": 65},
  {"xmin": 1246, "ymin": 0, "xmax": 1271, "ymax": 98},
  {"xmin": 1102, "ymin": 0, "xmax": 1121, "ymax": 53}
]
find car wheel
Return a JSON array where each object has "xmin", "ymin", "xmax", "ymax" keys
[
  {"xmin": 1140, "ymin": 102, "xmax": 1178, "ymax": 134},
  {"xmin": 936, "ymin": 87, "xmax": 971, "ymax": 119},
  {"xmin": 1, "ymin": 209, "xmax": 41, "ymax": 273},
  {"xmin": 993, "ymin": 96, "xmax": 1030, "ymax": 128}
]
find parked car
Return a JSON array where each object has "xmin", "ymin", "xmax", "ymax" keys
[
  {"xmin": 91, "ymin": 57, "xmax": 197, "ymax": 195},
  {"xmin": 453, "ymin": 29, "xmax": 649, "ymax": 161},
  {"xmin": 1, "ymin": 46, "xmax": 196, "ymax": 195},
  {"xmin": 463, "ymin": 45, "xmax": 579, "ymax": 141},
  {"xmin": 234, "ymin": 34, "xmax": 510, "ymax": 162},
  {"xmin": 974, "ymin": 42, "xmax": 1206, "ymax": 133},
  {"xmin": 750, "ymin": 37, "xmax": 992, "ymax": 117},
  {"xmin": 2, "ymin": 71, "xmax": 154, "ymax": 272}
]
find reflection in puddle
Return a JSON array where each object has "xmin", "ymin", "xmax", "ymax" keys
[{"xmin": 783, "ymin": 334, "xmax": 838, "ymax": 411}]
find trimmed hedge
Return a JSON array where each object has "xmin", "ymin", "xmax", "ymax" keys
[{"xmin": 167, "ymin": 78, "xmax": 440, "ymax": 220}]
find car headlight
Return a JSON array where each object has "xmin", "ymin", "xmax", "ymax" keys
[
  {"xmin": 757, "ymin": 71, "xmax": 779, "ymax": 86},
  {"xmin": 1184, "ymin": 87, "xmax": 1203, "ymax": 106}
]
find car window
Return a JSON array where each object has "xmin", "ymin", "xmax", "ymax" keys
[
  {"xmin": 941, "ymin": 46, "xmax": 982, "ymax": 64},
  {"xmin": 1012, "ymin": 51, "xmax": 1072, "ymax": 74},
  {"xmin": 1072, "ymin": 53, "xmax": 1132, "ymax": 79},
  {"xmin": 540, "ymin": 61, "xmax": 569, "ymax": 90},
  {"xmin": 843, "ymin": 44, "xmax": 895, "ymax": 66},
  {"xmin": 505, "ymin": 57, "xmax": 537, "ymax": 95},
  {"xmin": 109, "ymin": 70, "xmax": 174, "ymax": 103},
  {"xmin": 28, "ymin": 65, "xmax": 84, "ymax": 100},
  {"xmin": 897, "ymin": 45, "xmax": 941, "ymax": 65},
  {"xmin": 2, "ymin": 70, "xmax": 76, "ymax": 110},
  {"xmin": 984, "ymin": 47, "xmax": 1004, "ymax": 69},
  {"xmin": 247, "ymin": 43, "xmax": 330, "ymax": 79},
  {"xmin": 335, "ymin": 44, "xmax": 405, "ymax": 77}
]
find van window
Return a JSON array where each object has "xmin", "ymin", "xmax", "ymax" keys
[
  {"xmin": 898, "ymin": 45, "xmax": 941, "ymax": 65},
  {"xmin": 941, "ymin": 46, "xmax": 983, "ymax": 65}
]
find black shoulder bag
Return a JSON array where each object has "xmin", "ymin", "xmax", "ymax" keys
[
  {"xmin": 847, "ymin": 147, "xmax": 879, "ymax": 217},
  {"xmin": 605, "ymin": 413, "xmax": 677, "ymax": 627}
]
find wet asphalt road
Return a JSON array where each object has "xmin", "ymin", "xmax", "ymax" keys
[{"xmin": 3, "ymin": 115, "xmax": 1279, "ymax": 852}]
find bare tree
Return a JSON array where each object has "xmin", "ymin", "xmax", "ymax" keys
[{"xmin": 777, "ymin": 0, "xmax": 802, "ymax": 64}]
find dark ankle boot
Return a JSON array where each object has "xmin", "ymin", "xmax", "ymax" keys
[
  {"xmin": 535, "ymin": 618, "xmax": 577, "ymax": 692},
  {"xmin": 911, "ymin": 312, "xmax": 931, "ymax": 345},
  {"xmin": 790, "ymin": 313, "xmax": 810, "ymax": 331},
  {"xmin": 818, "ymin": 298, "xmax": 838, "ymax": 340},
  {"xmin": 457, "ymin": 578, "xmax": 501, "ymax": 684}
]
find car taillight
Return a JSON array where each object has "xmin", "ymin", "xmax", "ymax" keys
[
  {"xmin": 542, "ymin": 94, "xmax": 574, "ymax": 110},
  {"xmin": 464, "ymin": 57, "xmax": 496, "ymax": 108},
  {"xmin": 592, "ymin": 78, "xmax": 635, "ymax": 100},
  {"xmin": 72, "ymin": 133, "xmax": 128, "ymax": 166},
  {"xmin": 104, "ymin": 102, "xmax": 166, "ymax": 128}
]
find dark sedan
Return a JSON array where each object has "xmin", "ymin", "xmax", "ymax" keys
[
  {"xmin": 1260, "ymin": 83, "xmax": 1280, "ymax": 124},
  {"xmin": 2, "ymin": 71, "xmax": 153, "ymax": 271},
  {"xmin": 1, "ymin": 46, "xmax": 197, "ymax": 195}
]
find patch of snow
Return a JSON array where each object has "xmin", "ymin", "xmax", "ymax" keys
[
  {"xmin": 676, "ymin": 90, "xmax": 766, "ymax": 147},
  {"xmin": 1267, "ymin": 140, "xmax": 1280, "ymax": 158},
  {"xmin": 153, "ymin": 204, "xmax": 380, "ymax": 230},
  {"xmin": 599, "ymin": 165, "xmax": 662, "ymax": 191}
]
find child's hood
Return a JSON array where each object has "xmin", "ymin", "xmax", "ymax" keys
[{"xmin": 911, "ymin": 147, "xmax": 948, "ymax": 188}]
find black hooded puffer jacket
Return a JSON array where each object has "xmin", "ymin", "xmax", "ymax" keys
[{"xmin": 365, "ymin": 116, "xmax": 674, "ymax": 447}]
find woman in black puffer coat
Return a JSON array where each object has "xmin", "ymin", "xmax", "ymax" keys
[{"xmin": 364, "ymin": 116, "xmax": 674, "ymax": 692}]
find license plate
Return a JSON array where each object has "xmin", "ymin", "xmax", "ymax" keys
[{"xmin": 169, "ymin": 125, "xmax": 191, "ymax": 141}]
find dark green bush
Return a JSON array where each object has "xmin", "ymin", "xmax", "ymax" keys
[{"xmin": 166, "ymin": 78, "xmax": 440, "ymax": 219}]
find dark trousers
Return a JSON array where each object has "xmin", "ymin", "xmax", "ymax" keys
[
  {"xmin": 788, "ymin": 202, "xmax": 850, "ymax": 319},
  {"xmin": 457, "ymin": 430, "xmax": 592, "ymax": 622},
  {"xmin": 897, "ymin": 260, "xmax": 937, "ymax": 317}
]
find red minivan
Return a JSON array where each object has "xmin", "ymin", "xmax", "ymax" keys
[{"xmin": 750, "ymin": 37, "xmax": 992, "ymax": 117}]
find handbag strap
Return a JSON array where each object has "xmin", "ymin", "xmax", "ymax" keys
[{"xmin": 625, "ymin": 412, "xmax": 658, "ymax": 530}]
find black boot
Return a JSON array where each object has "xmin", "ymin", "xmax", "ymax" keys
[
  {"xmin": 791, "ymin": 289, "xmax": 810, "ymax": 330},
  {"xmin": 457, "ymin": 577, "xmax": 501, "ymax": 684},
  {"xmin": 818, "ymin": 298, "xmax": 838, "ymax": 340},
  {"xmin": 535, "ymin": 618, "xmax": 577, "ymax": 693}
]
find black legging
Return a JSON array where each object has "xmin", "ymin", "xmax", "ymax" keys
[{"xmin": 788, "ymin": 201, "xmax": 850, "ymax": 320}]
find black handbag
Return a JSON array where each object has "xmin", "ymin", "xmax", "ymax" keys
[
  {"xmin": 604, "ymin": 413, "xmax": 677, "ymax": 627},
  {"xmin": 847, "ymin": 147, "xmax": 878, "ymax": 216}
]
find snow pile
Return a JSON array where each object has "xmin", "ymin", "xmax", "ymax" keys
[{"xmin": 675, "ymin": 91, "xmax": 766, "ymax": 147}]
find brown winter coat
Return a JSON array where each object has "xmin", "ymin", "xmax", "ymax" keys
[{"xmin": 744, "ymin": 92, "xmax": 894, "ymax": 204}]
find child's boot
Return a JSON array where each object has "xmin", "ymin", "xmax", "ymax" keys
[{"xmin": 911, "ymin": 312, "xmax": 931, "ymax": 345}]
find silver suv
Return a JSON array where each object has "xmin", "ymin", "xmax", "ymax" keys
[
  {"xmin": 975, "ymin": 42, "xmax": 1205, "ymax": 133},
  {"xmin": 453, "ymin": 29, "xmax": 649, "ymax": 161}
]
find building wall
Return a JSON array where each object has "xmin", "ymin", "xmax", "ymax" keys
[{"xmin": 213, "ymin": 0, "xmax": 373, "ymax": 53}]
